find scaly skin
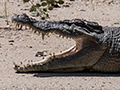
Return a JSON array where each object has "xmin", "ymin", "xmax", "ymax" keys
[{"xmin": 12, "ymin": 14, "xmax": 120, "ymax": 72}]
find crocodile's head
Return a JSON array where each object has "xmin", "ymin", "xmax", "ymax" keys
[{"xmin": 12, "ymin": 14, "xmax": 105, "ymax": 72}]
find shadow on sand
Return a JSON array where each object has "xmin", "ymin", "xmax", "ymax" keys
[{"xmin": 23, "ymin": 71, "xmax": 120, "ymax": 77}]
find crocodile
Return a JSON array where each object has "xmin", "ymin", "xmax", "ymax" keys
[{"xmin": 12, "ymin": 13, "xmax": 120, "ymax": 72}]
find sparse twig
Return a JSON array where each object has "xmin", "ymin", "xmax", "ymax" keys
[{"xmin": 4, "ymin": 0, "xmax": 9, "ymax": 25}]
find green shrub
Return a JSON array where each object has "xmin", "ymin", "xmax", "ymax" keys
[{"xmin": 23, "ymin": 0, "xmax": 64, "ymax": 19}]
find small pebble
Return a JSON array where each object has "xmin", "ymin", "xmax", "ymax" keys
[
  {"xmin": 100, "ymin": 0, "xmax": 105, "ymax": 2},
  {"xmin": 63, "ymin": 5, "xmax": 69, "ymax": 7},
  {"xmin": 54, "ymin": 4, "xmax": 60, "ymax": 8},
  {"xmin": 35, "ymin": 51, "xmax": 44, "ymax": 57},
  {"xmin": 70, "ymin": 0, "xmax": 75, "ymax": 1},
  {"xmin": 29, "ymin": 46, "xmax": 32, "ymax": 48},
  {"xmin": 114, "ymin": 22, "xmax": 119, "ymax": 25},
  {"xmin": 8, "ymin": 40, "xmax": 14, "ymax": 42},
  {"xmin": 0, "ymin": 43, "xmax": 1, "ymax": 48},
  {"xmin": 13, "ymin": 35, "xmax": 20, "ymax": 40},
  {"xmin": 9, "ymin": 43, "xmax": 13, "ymax": 45},
  {"xmin": 0, "ymin": 16, "xmax": 5, "ymax": 19},
  {"xmin": 80, "ymin": 9, "xmax": 86, "ymax": 12},
  {"xmin": 0, "ymin": 36, "xmax": 4, "ymax": 38}
]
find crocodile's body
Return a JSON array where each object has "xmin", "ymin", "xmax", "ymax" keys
[{"xmin": 12, "ymin": 14, "xmax": 120, "ymax": 72}]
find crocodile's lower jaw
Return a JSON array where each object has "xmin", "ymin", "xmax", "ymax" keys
[{"xmin": 13, "ymin": 43, "xmax": 82, "ymax": 72}]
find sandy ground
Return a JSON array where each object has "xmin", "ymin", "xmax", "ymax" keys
[{"xmin": 0, "ymin": 0, "xmax": 120, "ymax": 89}]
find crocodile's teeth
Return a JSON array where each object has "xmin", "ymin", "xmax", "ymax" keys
[
  {"xmin": 39, "ymin": 63, "xmax": 43, "ymax": 65},
  {"xmin": 34, "ymin": 30, "xmax": 37, "ymax": 33},
  {"xmin": 12, "ymin": 20, "xmax": 14, "ymax": 23},
  {"xmin": 59, "ymin": 35, "xmax": 62, "ymax": 37},
  {"xmin": 24, "ymin": 59, "xmax": 27, "ymax": 62},
  {"xmin": 30, "ymin": 27, "xmax": 32, "ymax": 31},
  {"xmin": 13, "ymin": 21, "xmax": 16, "ymax": 25},
  {"xmin": 31, "ymin": 27, "xmax": 34, "ymax": 31},
  {"xmin": 25, "ymin": 25, "xmax": 27, "ymax": 29},
  {"xmin": 15, "ymin": 23, "xmax": 18, "ymax": 28},
  {"xmin": 45, "ymin": 33, "xmax": 49, "ymax": 37},
  {"xmin": 42, "ymin": 33, "xmax": 45, "ymax": 40},
  {"xmin": 20, "ymin": 62, "xmax": 23, "ymax": 64},
  {"xmin": 13, "ymin": 61, "xmax": 20, "ymax": 68},
  {"xmin": 17, "ymin": 23, "xmax": 20, "ymax": 28},
  {"xmin": 53, "ymin": 52, "xmax": 56, "ymax": 58},
  {"xmin": 53, "ymin": 52, "xmax": 55, "ymax": 55},
  {"xmin": 37, "ymin": 30, "xmax": 41, "ymax": 35},
  {"xmin": 32, "ymin": 27, "xmax": 36, "ymax": 32},
  {"xmin": 29, "ymin": 26, "xmax": 32, "ymax": 30},
  {"xmin": 49, "ymin": 52, "xmax": 52, "ymax": 55},
  {"xmin": 13, "ymin": 61, "xmax": 17, "ymax": 66},
  {"xmin": 34, "ymin": 29, "xmax": 39, "ymax": 34},
  {"xmin": 19, "ymin": 25, "xmax": 23, "ymax": 30}
]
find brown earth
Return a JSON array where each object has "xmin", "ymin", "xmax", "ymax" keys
[{"xmin": 0, "ymin": 0, "xmax": 120, "ymax": 89}]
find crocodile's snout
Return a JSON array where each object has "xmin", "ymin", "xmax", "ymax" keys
[{"xmin": 12, "ymin": 13, "xmax": 31, "ymax": 24}]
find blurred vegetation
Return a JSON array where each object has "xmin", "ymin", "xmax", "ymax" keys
[{"xmin": 23, "ymin": 0, "xmax": 64, "ymax": 19}]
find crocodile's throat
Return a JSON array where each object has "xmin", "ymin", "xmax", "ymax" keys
[{"xmin": 52, "ymin": 42, "xmax": 82, "ymax": 59}]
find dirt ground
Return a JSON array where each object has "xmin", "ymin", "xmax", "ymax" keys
[{"xmin": 0, "ymin": 0, "xmax": 120, "ymax": 89}]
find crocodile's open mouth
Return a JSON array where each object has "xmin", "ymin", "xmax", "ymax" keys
[
  {"xmin": 12, "ymin": 14, "xmax": 100, "ymax": 63},
  {"xmin": 12, "ymin": 14, "xmax": 103, "ymax": 72}
]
